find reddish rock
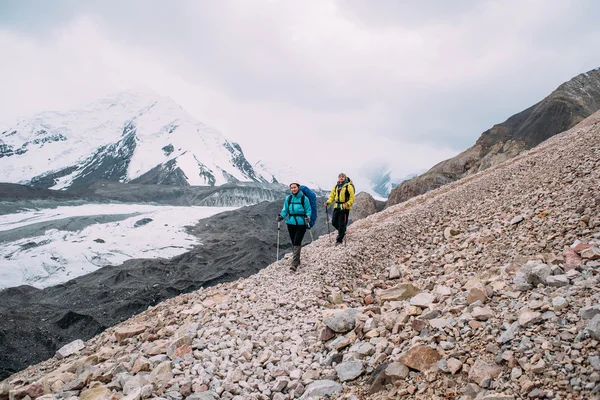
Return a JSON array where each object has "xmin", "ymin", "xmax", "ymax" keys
[
  {"xmin": 411, "ymin": 319, "xmax": 427, "ymax": 332},
  {"xmin": 318, "ymin": 325, "xmax": 336, "ymax": 342},
  {"xmin": 115, "ymin": 325, "xmax": 146, "ymax": 343},
  {"xmin": 364, "ymin": 294, "xmax": 375, "ymax": 305},
  {"xmin": 180, "ymin": 381, "xmax": 192, "ymax": 397},
  {"xmin": 572, "ymin": 243, "xmax": 592, "ymax": 253},
  {"xmin": 172, "ymin": 344, "xmax": 192, "ymax": 359},
  {"xmin": 581, "ymin": 247, "xmax": 600, "ymax": 260},
  {"xmin": 563, "ymin": 247, "xmax": 582, "ymax": 270},
  {"xmin": 398, "ymin": 345, "xmax": 441, "ymax": 371},
  {"xmin": 24, "ymin": 382, "xmax": 44, "ymax": 399},
  {"xmin": 132, "ymin": 358, "xmax": 151, "ymax": 373},
  {"xmin": 467, "ymin": 288, "xmax": 487, "ymax": 305}
]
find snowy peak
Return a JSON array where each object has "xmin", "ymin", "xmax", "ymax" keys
[
  {"xmin": 0, "ymin": 92, "xmax": 275, "ymax": 189},
  {"xmin": 253, "ymin": 159, "xmax": 322, "ymax": 190}
]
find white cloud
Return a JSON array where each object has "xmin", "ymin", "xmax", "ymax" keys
[{"xmin": 0, "ymin": 1, "xmax": 599, "ymax": 189}]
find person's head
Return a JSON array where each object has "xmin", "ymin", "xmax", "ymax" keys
[
  {"xmin": 289, "ymin": 182, "xmax": 300, "ymax": 194},
  {"xmin": 337, "ymin": 173, "xmax": 347, "ymax": 185}
]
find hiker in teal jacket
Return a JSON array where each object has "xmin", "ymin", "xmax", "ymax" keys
[{"xmin": 276, "ymin": 181, "xmax": 311, "ymax": 270}]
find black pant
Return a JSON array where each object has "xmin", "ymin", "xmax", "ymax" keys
[
  {"xmin": 287, "ymin": 224, "xmax": 307, "ymax": 246},
  {"xmin": 332, "ymin": 208, "xmax": 349, "ymax": 243}
]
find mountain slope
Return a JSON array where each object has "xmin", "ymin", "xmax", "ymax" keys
[
  {"xmin": 4, "ymin": 111, "xmax": 600, "ymax": 399},
  {"xmin": 0, "ymin": 92, "xmax": 276, "ymax": 189},
  {"xmin": 388, "ymin": 67, "xmax": 600, "ymax": 206}
]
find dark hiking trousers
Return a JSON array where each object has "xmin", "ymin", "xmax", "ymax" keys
[
  {"xmin": 332, "ymin": 208, "xmax": 349, "ymax": 243},
  {"xmin": 287, "ymin": 224, "xmax": 307, "ymax": 246}
]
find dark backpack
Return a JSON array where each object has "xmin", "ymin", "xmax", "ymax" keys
[
  {"xmin": 334, "ymin": 180, "xmax": 356, "ymax": 204},
  {"xmin": 287, "ymin": 185, "xmax": 318, "ymax": 228},
  {"xmin": 344, "ymin": 181, "xmax": 355, "ymax": 201}
]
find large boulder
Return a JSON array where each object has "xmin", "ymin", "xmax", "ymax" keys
[{"xmin": 350, "ymin": 192, "xmax": 385, "ymax": 222}]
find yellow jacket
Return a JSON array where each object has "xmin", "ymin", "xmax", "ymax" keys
[{"xmin": 327, "ymin": 179, "xmax": 355, "ymax": 210}]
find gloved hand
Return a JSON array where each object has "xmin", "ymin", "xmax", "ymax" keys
[
  {"xmin": 276, "ymin": 215, "xmax": 284, "ymax": 222},
  {"xmin": 324, "ymin": 201, "xmax": 329, "ymax": 207},
  {"xmin": 305, "ymin": 217, "xmax": 310, "ymax": 224}
]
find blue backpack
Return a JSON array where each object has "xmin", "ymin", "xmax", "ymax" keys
[{"xmin": 287, "ymin": 185, "xmax": 318, "ymax": 228}]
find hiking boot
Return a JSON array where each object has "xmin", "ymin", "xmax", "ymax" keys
[{"xmin": 291, "ymin": 246, "xmax": 301, "ymax": 268}]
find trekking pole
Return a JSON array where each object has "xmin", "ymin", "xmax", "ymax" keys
[
  {"xmin": 277, "ymin": 221, "xmax": 281, "ymax": 261},
  {"xmin": 325, "ymin": 205, "xmax": 331, "ymax": 243},
  {"xmin": 344, "ymin": 212, "xmax": 348, "ymax": 246}
]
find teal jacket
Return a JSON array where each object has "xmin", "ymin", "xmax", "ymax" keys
[{"xmin": 280, "ymin": 192, "xmax": 312, "ymax": 226}]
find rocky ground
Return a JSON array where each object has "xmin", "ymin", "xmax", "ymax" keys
[
  {"xmin": 2, "ymin": 113, "xmax": 600, "ymax": 400},
  {"xmin": 0, "ymin": 199, "xmax": 330, "ymax": 381}
]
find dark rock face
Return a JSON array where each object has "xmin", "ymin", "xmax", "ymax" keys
[
  {"xmin": 29, "ymin": 125, "xmax": 138, "ymax": 190},
  {"xmin": 162, "ymin": 144, "xmax": 174, "ymax": 156},
  {"xmin": 133, "ymin": 218, "xmax": 153, "ymax": 228},
  {"xmin": 0, "ymin": 183, "xmax": 76, "ymax": 201},
  {"xmin": 388, "ymin": 68, "xmax": 600, "ymax": 207},
  {"xmin": 0, "ymin": 131, "xmax": 66, "ymax": 159},
  {"xmin": 351, "ymin": 192, "xmax": 385, "ymax": 222},
  {"xmin": 223, "ymin": 141, "xmax": 267, "ymax": 184},
  {"xmin": 131, "ymin": 159, "xmax": 190, "ymax": 186}
]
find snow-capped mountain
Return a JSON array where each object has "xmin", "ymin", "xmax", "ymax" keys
[
  {"xmin": 253, "ymin": 159, "xmax": 322, "ymax": 190},
  {"xmin": 0, "ymin": 92, "xmax": 278, "ymax": 189}
]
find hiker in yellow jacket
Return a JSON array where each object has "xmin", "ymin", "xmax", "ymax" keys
[{"xmin": 324, "ymin": 173, "xmax": 355, "ymax": 245}]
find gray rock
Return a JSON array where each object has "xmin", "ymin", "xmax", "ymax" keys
[
  {"xmin": 385, "ymin": 362, "xmax": 409, "ymax": 381},
  {"xmin": 421, "ymin": 309, "xmax": 442, "ymax": 320},
  {"xmin": 389, "ymin": 265, "xmax": 401, "ymax": 279},
  {"xmin": 510, "ymin": 216, "xmax": 524, "ymax": 225},
  {"xmin": 552, "ymin": 296, "xmax": 567, "ymax": 311},
  {"xmin": 590, "ymin": 355, "xmax": 600, "ymax": 371},
  {"xmin": 529, "ymin": 263, "xmax": 552, "ymax": 285},
  {"xmin": 323, "ymin": 309, "xmax": 361, "ymax": 333},
  {"xmin": 55, "ymin": 339, "xmax": 85, "ymax": 359},
  {"xmin": 429, "ymin": 318, "xmax": 450, "ymax": 329},
  {"xmin": 187, "ymin": 393, "xmax": 218, "ymax": 400},
  {"xmin": 586, "ymin": 314, "xmax": 600, "ymax": 340},
  {"xmin": 299, "ymin": 380, "xmax": 342, "ymax": 399},
  {"xmin": 580, "ymin": 305, "xmax": 600, "ymax": 320},
  {"xmin": 545, "ymin": 275, "xmax": 569, "ymax": 287},
  {"xmin": 134, "ymin": 218, "xmax": 153, "ymax": 228},
  {"xmin": 357, "ymin": 343, "xmax": 375, "ymax": 356},
  {"xmin": 497, "ymin": 321, "xmax": 520, "ymax": 344},
  {"xmin": 472, "ymin": 306, "xmax": 493, "ymax": 321},
  {"xmin": 335, "ymin": 361, "xmax": 364, "ymax": 382},
  {"xmin": 410, "ymin": 292, "xmax": 435, "ymax": 308}
]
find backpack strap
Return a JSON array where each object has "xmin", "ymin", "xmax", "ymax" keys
[
  {"xmin": 287, "ymin": 193, "xmax": 307, "ymax": 224},
  {"xmin": 344, "ymin": 183, "xmax": 355, "ymax": 203}
]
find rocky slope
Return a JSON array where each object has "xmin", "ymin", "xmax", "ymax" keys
[
  {"xmin": 388, "ymin": 67, "xmax": 600, "ymax": 207},
  {"xmin": 0, "ymin": 198, "xmax": 330, "ymax": 381},
  {"xmin": 3, "ymin": 113, "xmax": 600, "ymax": 399}
]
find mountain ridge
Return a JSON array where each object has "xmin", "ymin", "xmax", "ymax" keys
[
  {"xmin": 0, "ymin": 92, "xmax": 288, "ymax": 190},
  {"xmin": 387, "ymin": 67, "xmax": 600, "ymax": 206}
]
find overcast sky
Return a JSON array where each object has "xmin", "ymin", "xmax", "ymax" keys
[{"xmin": 1, "ymin": 0, "xmax": 599, "ymax": 189}]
